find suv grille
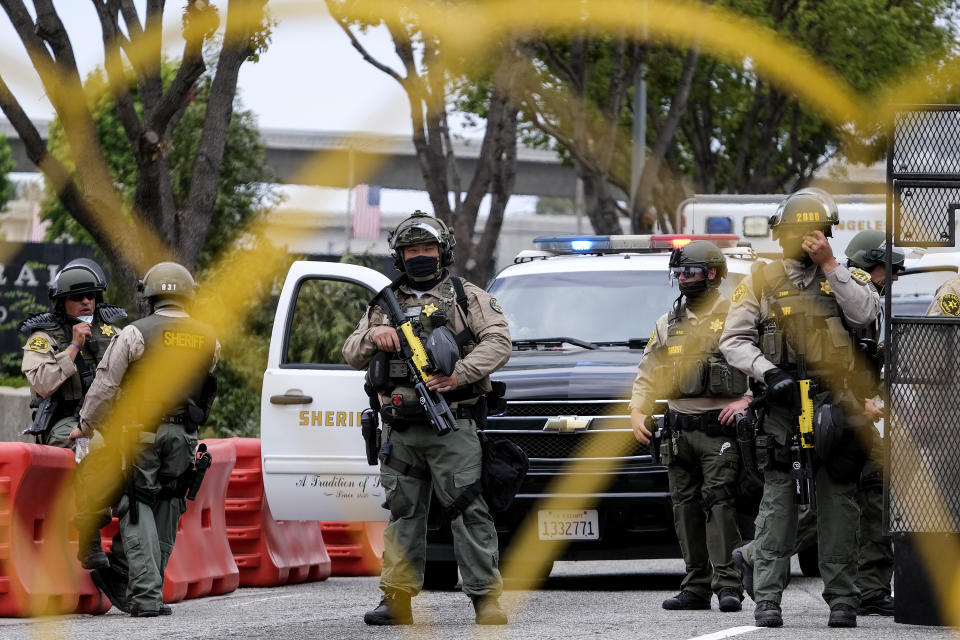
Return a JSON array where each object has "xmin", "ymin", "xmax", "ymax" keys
[
  {"xmin": 485, "ymin": 430, "xmax": 645, "ymax": 459},
  {"xmin": 503, "ymin": 400, "xmax": 630, "ymax": 417}
]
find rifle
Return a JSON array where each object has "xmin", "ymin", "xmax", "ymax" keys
[
  {"xmin": 791, "ymin": 321, "xmax": 817, "ymax": 510},
  {"xmin": 372, "ymin": 285, "xmax": 459, "ymax": 436}
]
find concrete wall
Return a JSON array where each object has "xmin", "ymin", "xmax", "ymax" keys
[{"xmin": 0, "ymin": 386, "xmax": 35, "ymax": 443}]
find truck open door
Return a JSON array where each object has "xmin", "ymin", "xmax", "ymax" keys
[{"xmin": 261, "ymin": 261, "xmax": 391, "ymax": 522}]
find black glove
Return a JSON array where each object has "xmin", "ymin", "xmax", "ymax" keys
[{"xmin": 764, "ymin": 367, "xmax": 796, "ymax": 404}]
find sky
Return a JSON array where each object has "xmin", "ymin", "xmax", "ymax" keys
[{"xmin": 0, "ymin": 1, "xmax": 539, "ymax": 215}]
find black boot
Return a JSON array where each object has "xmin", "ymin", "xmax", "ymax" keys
[
  {"xmin": 662, "ymin": 590, "xmax": 711, "ymax": 610},
  {"xmin": 858, "ymin": 594, "xmax": 893, "ymax": 616},
  {"xmin": 363, "ymin": 592, "xmax": 413, "ymax": 625},
  {"xmin": 159, "ymin": 603, "xmax": 173, "ymax": 616},
  {"xmin": 754, "ymin": 600, "xmax": 783, "ymax": 627},
  {"xmin": 718, "ymin": 587, "xmax": 743, "ymax": 612},
  {"xmin": 78, "ymin": 537, "xmax": 109, "ymax": 571},
  {"xmin": 90, "ymin": 566, "xmax": 130, "ymax": 613},
  {"xmin": 828, "ymin": 603, "xmax": 857, "ymax": 628},
  {"xmin": 472, "ymin": 595, "xmax": 508, "ymax": 625}
]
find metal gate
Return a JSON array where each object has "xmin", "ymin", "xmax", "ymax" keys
[{"xmin": 886, "ymin": 105, "xmax": 960, "ymax": 534}]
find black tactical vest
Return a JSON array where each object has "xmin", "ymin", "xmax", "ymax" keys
[
  {"xmin": 128, "ymin": 312, "xmax": 217, "ymax": 417},
  {"xmin": 754, "ymin": 261, "xmax": 858, "ymax": 378},
  {"xmin": 654, "ymin": 297, "xmax": 748, "ymax": 398},
  {"xmin": 22, "ymin": 307, "xmax": 123, "ymax": 419}
]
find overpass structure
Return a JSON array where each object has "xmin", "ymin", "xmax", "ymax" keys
[{"xmin": 1, "ymin": 119, "xmax": 577, "ymax": 198}]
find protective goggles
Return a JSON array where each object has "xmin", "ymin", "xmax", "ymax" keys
[
  {"xmin": 670, "ymin": 265, "xmax": 708, "ymax": 279},
  {"xmin": 66, "ymin": 292, "xmax": 97, "ymax": 302}
]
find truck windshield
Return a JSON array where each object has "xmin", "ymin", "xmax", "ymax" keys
[{"xmin": 489, "ymin": 270, "xmax": 686, "ymax": 344}]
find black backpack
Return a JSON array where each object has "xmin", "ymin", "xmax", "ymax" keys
[{"xmin": 445, "ymin": 433, "xmax": 528, "ymax": 518}]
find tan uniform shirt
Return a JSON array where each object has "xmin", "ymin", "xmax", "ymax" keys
[
  {"xmin": 925, "ymin": 275, "xmax": 960, "ymax": 317},
  {"xmin": 79, "ymin": 308, "xmax": 221, "ymax": 435},
  {"xmin": 720, "ymin": 259, "xmax": 881, "ymax": 381},
  {"xmin": 342, "ymin": 275, "xmax": 511, "ymax": 394},
  {"xmin": 21, "ymin": 330, "xmax": 80, "ymax": 399},
  {"xmin": 630, "ymin": 293, "xmax": 746, "ymax": 415}
]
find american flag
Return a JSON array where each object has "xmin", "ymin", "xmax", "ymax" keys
[{"xmin": 351, "ymin": 184, "xmax": 382, "ymax": 239}]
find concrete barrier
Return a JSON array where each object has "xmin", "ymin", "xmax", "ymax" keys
[{"xmin": 0, "ymin": 386, "xmax": 34, "ymax": 444}]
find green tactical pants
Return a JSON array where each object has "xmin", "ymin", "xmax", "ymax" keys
[
  {"xmin": 73, "ymin": 430, "xmax": 116, "ymax": 548},
  {"xmin": 114, "ymin": 422, "xmax": 195, "ymax": 612},
  {"xmin": 40, "ymin": 415, "xmax": 78, "ymax": 449},
  {"xmin": 665, "ymin": 426, "xmax": 742, "ymax": 598},
  {"xmin": 379, "ymin": 418, "xmax": 502, "ymax": 599},
  {"xmin": 753, "ymin": 394, "xmax": 860, "ymax": 608},
  {"xmin": 741, "ymin": 430, "xmax": 891, "ymax": 602}
]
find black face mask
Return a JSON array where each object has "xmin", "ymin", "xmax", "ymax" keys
[
  {"xmin": 679, "ymin": 279, "xmax": 709, "ymax": 299},
  {"xmin": 405, "ymin": 255, "xmax": 440, "ymax": 282}
]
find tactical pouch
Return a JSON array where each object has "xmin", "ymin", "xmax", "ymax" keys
[
  {"xmin": 706, "ymin": 357, "xmax": 749, "ymax": 396},
  {"xmin": 760, "ymin": 326, "xmax": 784, "ymax": 365},
  {"xmin": 368, "ymin": 351, "xmax": 393, "ymax": 393},
  {"xmin": 677, "ymin": 361, "xmax": 706, "ymax": 397}
]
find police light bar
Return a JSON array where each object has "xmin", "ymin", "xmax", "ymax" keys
[{"xmin": 532, "ymin": 234, "xmax": 740, "ymax": 254}]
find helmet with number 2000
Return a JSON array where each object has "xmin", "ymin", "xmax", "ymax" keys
[
  {"xmin": 669, "ymin": 240, "xmax": 727, "ymax": 287},
  {"xmin": 769, "ymin": 187, "xmax": 840, "ymax": 237},
  {"xmin": 139, "ymin": 262, "xmax": 196, "ymax": 304},
  {"xmin": 388, "ymin": 211, "xmax": 455, "ymax": 271}
]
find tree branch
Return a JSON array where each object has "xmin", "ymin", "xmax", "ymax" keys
[
  {"xmin": 92, "ymin": 0, "xmax": 144, "ymax": 155},
  {"xmin": 327, "ymin": 3, "xmax": 404, "ymax": 84}
]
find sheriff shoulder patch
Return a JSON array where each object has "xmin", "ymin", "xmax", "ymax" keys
[
  {"xmin": 731, "ymin": 283, "xmax": 747, "ymax": 304},
  {"xmin": 850, "ymin": 268, "xmax": 871, "ymax": 284},
  {"xmin": 490, "ymin": 297, "xmax": 503, "ymax": 314},
  {"xmin": 940, "ymin": 293, "xmax": 960, "ymax": 316},
  {"xmin": 27, "ymin": 335, "xmax": 50, "ymax": 352}
]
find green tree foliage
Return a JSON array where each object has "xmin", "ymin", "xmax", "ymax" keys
[
  {"xmin": 42, "ymin": 63, "xmax": 277, "ymax": 271},
  {"xmin": 0, "ymin": 135, "xmax": 14, "ymax": 213},
  {"xmin": 678, "ymin": 0, "xmax": 956, "ymax": 195}
]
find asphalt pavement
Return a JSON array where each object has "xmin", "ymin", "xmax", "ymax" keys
[{"xmin": 0, "ymin": 559, "xmax": 954, "ymax": 640}]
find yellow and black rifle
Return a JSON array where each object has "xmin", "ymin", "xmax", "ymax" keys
[
  {"xmin": 792, "ymin": 329, "xmax": 817, "ymax": 510},
  {"xmin": 372, "ymin": 285, "xmax": 459, "ymax": 436}
]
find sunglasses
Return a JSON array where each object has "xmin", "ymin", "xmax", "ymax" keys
[{"xmin": 66, "ymin": 293, "xmax": 96, "ymax": 302}]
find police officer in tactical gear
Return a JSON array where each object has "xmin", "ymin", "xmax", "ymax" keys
[
  {"xmin": 631, "ymin": 240, "xmax": 749, "ymax": 613},
  {"xmin": 78, "ymin": 262, "xmax": 218, "ymax": 617},
  {"xmin": 732, "ymin": 229, "xmax": 898, "ymax": 616},
  {"xmin": 720, "ymin": 189, "xmax": 881, "ymax": 628},
  {"xmin": 343, "ymin": 211, "xmax": 512, "ymax": 626},
  {"xmin": 19, "ymin": 258, "xmax": 126, "ymax": 571}
]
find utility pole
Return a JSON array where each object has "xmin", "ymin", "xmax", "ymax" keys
[{"xmin": 629, "ymin": 2, "xmax": 648, "ymax": 227}]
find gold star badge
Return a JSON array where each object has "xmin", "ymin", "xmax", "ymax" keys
[
  {"xmin": 100, "ymin": 324, "xmax": 115, "ymax": 337},
  {"xmin": 710, "ymin": 319, "xmax": 724, "ymax": 333},
  {"xmin": 819, "ymin": 280, "xmax": 834, "ymax": 295},
  {"xmin": 423, "ymin": 303, "xmax": 439, "ymax": 317}
]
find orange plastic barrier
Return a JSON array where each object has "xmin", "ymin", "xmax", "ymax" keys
[
  {"xmin": 161, "ymin": 439, "xmax": 239, "ymax": 602},
  {"xmin": 0, "ymin": 443, "xmax": 110, "ymax": 617},
  {"xmin": 225, "ymin": 438, "xmax": 331, "ymax": 587},
  {"xmin": 320, "ymin": 521, "xmax": 386, "ymax": 576}
]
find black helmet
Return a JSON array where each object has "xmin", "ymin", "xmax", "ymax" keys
[
  {"xmin": 138, "ymin": 262, "xmax": 196, "ymax": 306},
  {"xmin": 48, "ymin": 258, "xmax": 107, "ymax": 301},
  {"xmin": 388, "ymin": 211, "xmax": 455, "ymax": 271},
  {"xmin": 769, "ymin": 188, "xmax": 840, "ymax": 235},
  {"xmin": 845, "ymin": 230, "xmax": 905, "ymax": 271},
  {"xmin": 669, "ymin": 240, "xmax": 727, "ymax": 286}
]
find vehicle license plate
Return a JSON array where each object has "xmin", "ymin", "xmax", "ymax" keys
[{"xmin": 537, "ymin": 509, "xmax": 599, "ymax": 540}]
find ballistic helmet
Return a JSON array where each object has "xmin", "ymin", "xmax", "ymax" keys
[
  {"xmin": 139, "ymin": 262, "xmax": 196, "ymax": 305},
  {"xmin": 49, "ymin": 258, "xmax": 107, "ymax": 301},
  {"xmin": 845, "ymin": 230, "xmax": 905, "ymax": 271},
  {"xmin": 388, "ymin": 211, "xmax": 455, "ymax": 271},
  {"xmin": 668, "ymin": 240, "xmax": 727, "ymax": 286},
  {"xmin": 769, "ymin": 188, "xmax": 839, "ymax": 235}
]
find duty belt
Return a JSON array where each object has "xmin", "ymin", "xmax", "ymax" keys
[{"xmin": 665, "ymin": 409, "xmax": 734, "ymax": 437}]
